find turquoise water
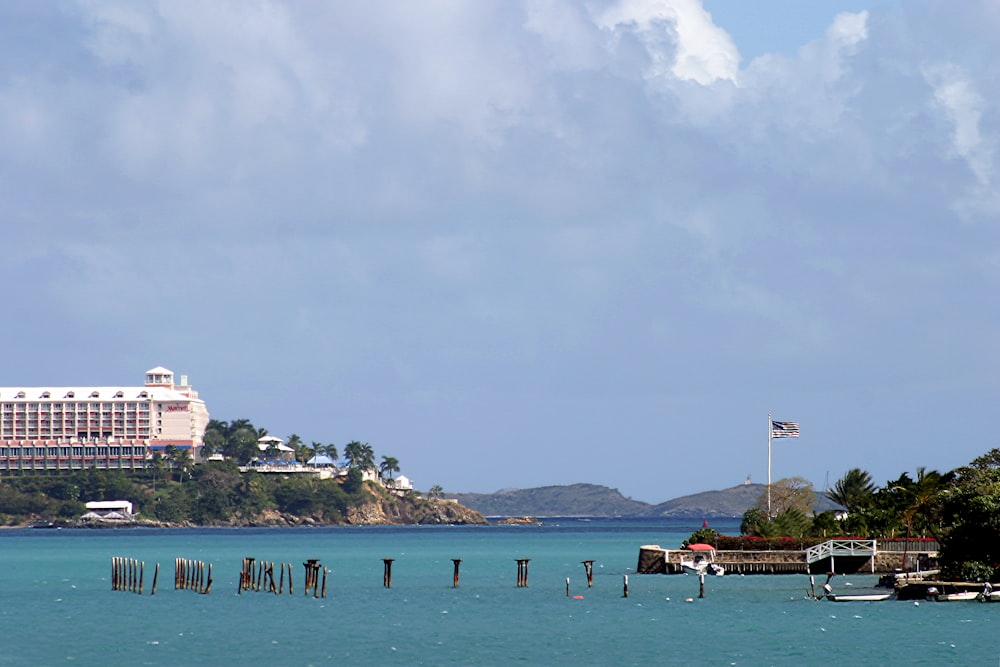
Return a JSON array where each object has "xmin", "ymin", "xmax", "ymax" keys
[{"xmin": 1, "ymin": 519, "xmax": 996, "ymax": 666}]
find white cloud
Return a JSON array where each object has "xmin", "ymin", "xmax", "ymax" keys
[
  {"xmin": 923, "ymin": 62, "xmax": 992, "ymax": 187},
  {"xmin": 597, "ymin": 0, "xmax": 740, "ymax": 85}
]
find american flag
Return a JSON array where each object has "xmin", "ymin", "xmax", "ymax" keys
[{"xmin": 771, "ymin": 420, "xmax": 800, "ymax": 438}]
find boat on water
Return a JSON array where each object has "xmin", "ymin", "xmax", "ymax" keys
[
  {"xmin": 826, "ymin": 592, "xmax": 893, "ymax": 602},
  {"xmin": 939, "ymin": 591, "xmax": 979, "ymax": 601},
  {"xmin": 679, "ymin": 544, "xmax": 725, "ymax": 576}
]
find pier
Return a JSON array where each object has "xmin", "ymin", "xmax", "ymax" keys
[{"xmin": 637, "ymin": 538, "xmax": 939, "ymax": 575}]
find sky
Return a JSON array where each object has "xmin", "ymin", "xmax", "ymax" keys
[{"xmin": 2, "ymin": 0, "xmax": 998, "ymax": 504}]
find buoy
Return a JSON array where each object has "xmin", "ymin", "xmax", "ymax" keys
[{"xmin": 572, "ymin": 595, "xmax": 584, "ymax": 599}]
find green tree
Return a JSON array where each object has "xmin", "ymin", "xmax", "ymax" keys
[
  {"xmin": 427, "ymin": 484, "xmax": 444, "ymax": 499},
  {"xmin": 379, "ymin": 456, "xmax": 400, "ymax": 483},
  {"xmin": 344, "ymin": 441, "xmax": 375, "ymax": 471},
  {"xmin": 827, "ymin": 468, "xmax": 875, "ymax": 513},
  {"xmin": 740, "ymin": 506, "xmax": 767, "ymax": 536},
  {"xmin": 323, "ymin": 444, "xmax": 339, "ymax": 465}
]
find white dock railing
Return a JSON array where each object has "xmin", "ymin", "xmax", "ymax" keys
[{"xmin": 806, "ymin": 539, "xmax": 877, "ymax": 570}]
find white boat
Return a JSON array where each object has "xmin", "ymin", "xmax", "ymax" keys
[
  {"xmin": 939, "ymin": 591, "xmax": 978, "ymax": 601},
  {"xmin": 827, "ymin": 592, "xmax": 892, "ymax": 602},
  {"xmin": 679, "ymin": 544, "xmax": 725, "ymax": 576}
]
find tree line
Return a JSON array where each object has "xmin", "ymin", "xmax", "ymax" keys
[{"xmin": 723, "ymin": 448, "xmax": 1000, "ymax": 582}]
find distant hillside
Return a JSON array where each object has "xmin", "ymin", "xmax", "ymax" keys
[
  {"xmin": 448, "ymin": 483, "xmax": 652, "ymax": 517},
  {"xmin": 450, "ymin": 482, "xmax": 841, "ymax": 519},
  {"xmin": 641, "ymin": 483, "xmax": 767, "ymax": 518}
]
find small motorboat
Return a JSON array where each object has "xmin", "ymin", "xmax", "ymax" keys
[{"xmin": 679, "ymin": 544, "xmax": 725, "ymax": 576}]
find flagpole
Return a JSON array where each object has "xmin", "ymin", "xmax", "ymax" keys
[{"xmin": 767, "ymin": 413, "xmax": 772, "ymax": 519}]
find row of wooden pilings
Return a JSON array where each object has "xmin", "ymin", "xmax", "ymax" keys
[
  {"xmin": 112, "ymin": 556, "xmax": 644, "ymax": 598},
  {"xmin": 237, "ymin": 557, "xmax": 328, "ymax": 597},
  {"xmin": 111, "ymin": 556, "xmax": 155, "ymax": 595},
  {"xmin": 176, "ymin": 558, "xmax": 212, "ymax": 594}
]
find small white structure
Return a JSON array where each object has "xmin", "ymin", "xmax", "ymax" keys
[
  {"xmin": 391, "ymin": 474, "xmax": 414, "ymax": 491},
  {"xmin": 83, "ymin": 500, "xmax": 135, "ymax": 520},
  {"xmin": 257, "ymin": 436, "xmax": 296, "ymax": 463}
]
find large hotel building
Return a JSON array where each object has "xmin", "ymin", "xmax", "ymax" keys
[{"xmin": 0, "ymin": 367, "xmax": 210, "ymax": 473}]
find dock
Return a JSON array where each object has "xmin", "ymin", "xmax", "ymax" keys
[{"xmin": 638, "ymin": 538, "xmax": 939, "ymax": 576}]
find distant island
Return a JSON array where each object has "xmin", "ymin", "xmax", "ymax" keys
[{"xmin": 447, "ymin": 482, "xmax": 840, "ymax": 518}]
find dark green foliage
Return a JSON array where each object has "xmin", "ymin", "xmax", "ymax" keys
[
  {"xmin": 827, "ymin": 468, "xmax": 875, "ymax": 512},
  {"xmin": 740, "ymin": 506, "xmax": 767, "ymax": 535},
  {"xmin": 683, "ymin": 527, "xmax": 720, "ymax": 547}
]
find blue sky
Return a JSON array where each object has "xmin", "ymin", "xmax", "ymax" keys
[{"xmin": 2, "ymin": 0, "xmax": 997, "ymax": 503}]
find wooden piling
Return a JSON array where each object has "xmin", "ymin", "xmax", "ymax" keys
[
  {"xmin": 582, "ymin": 560, "xmax": 595, "ymax": 588},
  {"xmin": 139, "ymin": 561, "xmax": 145, "ymax": 595},
  {"xmin": 383, "ymin": 558, "xmax": 394, "ymax": 589},
  {"xmin": 516, "ymin": 559, "xmax": 530, "ymax": 588},
  {"xmin": 151, "ymin": 562, "xmax": 159, "ymax": 595},
  {"xmin": 566, "ymin": 577, "xmax": 571, "ymax": 597},
  {"xmin": 288, "ymin": 563, "xmax": 293, "ymax": 595},
  {"xmin": 278, "ymin": 562, "xmax": 285, "ymax": 595},
  {"xmin": 203, "ymin": 563, "xmax": 213, "ymax": 594},
  {"xmin": 699, "ymin": 573, "xmax": 705, "ymax": 599},
  {"xmin": 623, "ymin": 574, "xmax": 629, "ymax": 598},
  {"xmin": 321, "ymin": 567, "xmax": 328, "ymax": 598},
  {"xmin": 452, "ymin": 559, "xmax": 462, "ymax": 588}
]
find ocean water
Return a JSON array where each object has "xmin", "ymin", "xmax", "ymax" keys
[{"xmin": 0, "ymin": 518, "xmax": 996, "ymax": 666}]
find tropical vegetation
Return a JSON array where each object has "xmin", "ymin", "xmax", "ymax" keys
[
  {"xmin": 727, "ymin": 449, "xmax": 1000, "ymax": 582},
  {"xmin": 0, "ymin": 417, "xmax": 437, "ymax": 527}
]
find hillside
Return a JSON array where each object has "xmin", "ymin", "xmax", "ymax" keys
[
  {"xmin": 448, "ymin": 483, "xmax": 651, "ymax": 517},
  {"xmin": 450, "ymin": 482, "xmax": 841, "ymax": 518},
  {"xmin": 641, "ymin": 483, "xmax": 768, "ymax": 518}
]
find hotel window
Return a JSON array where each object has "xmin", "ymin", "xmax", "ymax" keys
[
  {"xmin": 72, "ymin": 447, "xmax": 83, "ymax": 456},
  {"xmin": 98, "ymin": 447, "xmax": 108, "ymax": 456},
  {"xmin": 47, "ymin": 447, "xmax": 58, "ymax": 456},
  {"xmin": 85, "ymin": 447, "xmax": 96, "ymax": 456}
]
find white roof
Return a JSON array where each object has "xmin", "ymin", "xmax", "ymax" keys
[
  {"xmin": 145, "ymin": 366, "xmax": 173, "ymax": 375},
  {"xmin": 86, "ymin": 500, "xmax": 134, "ymax": 513},
  {"xmin": 258, "ymin": 440, "xmax": 294, "ymax": 452}
]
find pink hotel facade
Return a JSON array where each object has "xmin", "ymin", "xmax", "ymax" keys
[{"xmin": 0, "ymin": 367, "xmax": 210, "ymax": 472}]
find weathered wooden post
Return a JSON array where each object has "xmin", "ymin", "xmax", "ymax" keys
[
  {"xmin": 321, "ymin": 567, "xmax": 328, "ymax": 598},
  {"xmin": 383, "ymin": 558, "xmax": 394, "ymax": 588},
  {"xmin": 139, "ymin": 561, "xmax": 145, "ymax": 595},
  {"xmin": 278, "ymin": 562, "xmax": 285, "ymax": 595},
  {"xmin": 699, "ymin": 573, "xmax": 705, "ymax": 599},
  {"xmin": 151, "ymin": 562, "xmax": 159, "ymax": 595},
  {"xmin": 452, "ymin": 559, "xmax": 462, "ymax": 588},
  {"xmin": 204, "ymin": 563, "xmax": 213, "ymax": 594},
  {"xmin": 288, "ymin": 562, "xmax": 294, "ymax": 595},
  {"xmin": 566, "ymin": 577, "xmax": 571, "ymax": 597},
  {"xmin": 516, "ymin": 559, "xmax": 530, "ymax": 587},
  {"xmin": 582, "ymin": 560, "xmax": 594, "ymax": 588},
  {"xmin": 622, "ymin": 574, "xmax": 629, "ymax": 598}
]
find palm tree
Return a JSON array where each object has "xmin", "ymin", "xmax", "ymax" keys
[
  {"xmin": 344, "ymin": 441, "xmax": 375, "ymax": 471},
  {"xmin": 323, "ymin": 444, "xmax": 339, "ymax": 466},
  {"xmin": 379, "ymin": 456, "xmax": 400, "ymax": 484},
  {"xmin": 827, "ymin": 468, "xmax": 875, "ymax": 513},
  {"xmin": 427, "ymin": 485, "xmax": 444, "ymax": 499},
  {"xmin": 344, "ymin": 441, "xmax": 363, "ymax": 469}
]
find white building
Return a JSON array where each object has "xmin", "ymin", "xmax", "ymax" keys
[{"xmin": 0, "ymin": 366, "xmax": 210, "ymax": 472}]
